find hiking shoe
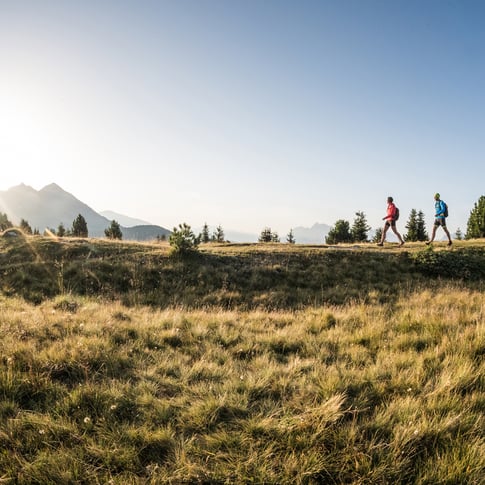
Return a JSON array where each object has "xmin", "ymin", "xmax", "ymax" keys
[
  {"xmin": 376, "ymin": 242, "xmax": 383, "ymax": 246},
  {"xmin": 447, "ymin": 241, "xmax": 452, "ymax": 246},
  {"xmin": 399, "ymin": 242, "xmax": 404, "ymax": 247},
  {"xmin": 425, "ymin": 241, "xmax": 431, "ymax": 245}
]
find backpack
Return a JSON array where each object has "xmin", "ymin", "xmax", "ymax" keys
[
  {"xmin": 394, "ymin": 207, "xmax": 400, "ymax": 221},
  {"xmin": 443, "ymin": 202, "xmax": 448, "ymax": 218}
]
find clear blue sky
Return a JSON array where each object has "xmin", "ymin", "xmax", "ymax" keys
[{"xmin": 1, "ymin": 0, "xmax": 484, "ymax": 237}]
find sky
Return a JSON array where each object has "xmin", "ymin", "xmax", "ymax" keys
[{"xmin": 1, "ymin": 0, "xmax": 484, "ymax": 238}]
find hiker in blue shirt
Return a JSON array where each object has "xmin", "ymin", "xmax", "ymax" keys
[{"xmin": 426, "ymin": 193, "xmax": 452, "ymax": 246}]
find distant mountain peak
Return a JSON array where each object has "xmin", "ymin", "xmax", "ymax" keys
[
  {"xmin": 0, "ymin": 182, "xmax": 170, "ymax": 241},
  {"xmin": 9, "ymin": 183, "xmax": 37, "ymax": 193},
  {"xmin": 40, "ymin": 183, "xmax": 64, "ymax": 192}
]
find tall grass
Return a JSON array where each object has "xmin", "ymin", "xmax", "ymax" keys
[{"xmin": 0, "ymin": 287, "xmax": 484, "ymax": 483}]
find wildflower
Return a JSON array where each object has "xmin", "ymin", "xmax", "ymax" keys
[
  {"xmin": 110, "ymin": 404, "xmax": 117, "ymax": 411},
  {"xmin": 83, "ymin": 417, "xmax": 91, "ymax": 424},
  {"xmin": 39, "ymin": 429, "xmax": 46, "ymax": 435}
]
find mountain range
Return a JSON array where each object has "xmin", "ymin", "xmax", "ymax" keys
[
  {"xmin": 0, "ymin": 183, "xmax": 332, "ymax": 243},
  {"xmin": 0, "ymin": 183, "xmax": 170, "ymax": 241}
]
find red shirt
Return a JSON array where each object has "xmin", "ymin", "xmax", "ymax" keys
[{"xmin": 385, "ymin": 203, "xmax": 397, "ymax": 221}]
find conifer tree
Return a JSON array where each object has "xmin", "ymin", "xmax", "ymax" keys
[
  {"xmin": 0, "ymin": 212, "xmax": 13, "ymax": 231},
  {"xmin": 105, "ymin": 220, "xmax": 123, "ymax": 240},
  {"xmin": 201, "ymin": 223, "xmax": 210, "ymax": 243},
  {"xmin": 405, "ymin": 209, "xmax": 428, "ymax": 242},
  {"xmin": 271, "ymin": 231, "xmax": 280, "ymax": 243},
  {"xmin": 72, "ymin": 214, "xmax": 88, "ymax": 237},
  {"xmin": 405, "ymin": 209, "xmax": 418, "ymax": 241},
  {"xmin": 258, "ymin": 227, "xmax": 273, "ymax": 242},
  {"xmin": 372, "ymin": 227, "xmax": 383, "ymax": 243},
  {"xmin": 351, "ymin": 211, "xmax": 370, "ymax": 242},
  {"xmin": 213, "ymin": 225, "xmax": 225, "ymax": 243},
  {"xmin": 169, "ymin": 223, "xmax": 200, "ymax": 254},
  {"xmin": 466, "ymin": 196, "xmax": 485, "ymax": 239},
  {"xmin": 20, "ymin": 218, "xmax": 32, "ymax": 234},
  {"xmin": 416, "ymin": 210, "xmax": 428, "ymax": 241},
  {"xmin": 325, "ymin": 220, "xmax": 352, "ymax": 244},
  {"xmin": 287, "ymin": 229, "xmax": 296, "ymax": 244},
  {"xmin": 455, "ymin": 228, "xmax": 463, "ymax": 240},
  {"xmin": 57, "ymin": 223, "xmax": 66, "ymax": 238}
]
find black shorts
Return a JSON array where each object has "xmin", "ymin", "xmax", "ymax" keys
[
  {"xmin": 385, "ymin": 220, "xmax": 396, "ymax": 228},
  {"xmin": 434, "ymin": 218, "xmax": 447, "ymax": 227}
]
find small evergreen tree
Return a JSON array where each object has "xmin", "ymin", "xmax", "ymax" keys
[
  {"xmin": 57, "ymin": 223, "xmax": 66, "ymax": 238},
  {"xmin": 405, "ymin": 209, "xmax": 428, "ymax": 242},
  {"xmin": 416, "ymin": 210, "xmax": 428, "ymax": 241},
  {"xmin": 466, "ymin": 195, "xmax": 485, "ymax": 239},
  {"xmin": 201, "ymin": 223, "xmax": 210, "ymax": 243},
  {"xmin": 405, "ymin": 209, "xmax": 419, "ymax": 242},
  {"xmin": 325, "ymin": 220, "xmax": 352, "ymax": 244},
  {"xmin": 271, "ymin": 231, "xmax": 280, "ymax": 243},
  {"xmin": 0, "ymin": 212, "xmax": 13, "ymax": 231},
  {"xmin": 105, "ymin": 220, "xmax": 123, "ymax": 240},
  {"xmin": 169, "ymin": 223, "xmax": 200, "ymax": 255},
  {"xmin": 287, "ymin": 229, "xmax": 296, "ymax": 244},
  {"xmin": 372, "ymin": 227, "xmax": 383, "ymax": 243},
  {"xmin": 33, "ymin": 228, "xmax": 40, "ymax": 236},
  {"xmin": 455, "ymin": 227, "xmax": 463, "ymax": 240},
  {"xmin": 213, "ymin": 225, "xmax": 225, "ymax": 243},
  {"xmin": 20, "ymin": 218, "xmax": 32, "ymax": 234},
  {"xmin": 258, "ymin": 227, "xmax": 273, "ymax": 243},
  {"xmin": 72, "ymin": 214, "xmax": 88, "ymax": 237},
  {"xmin": 351, "ymin": 211, "xmax": 370, "ymax": 242}
]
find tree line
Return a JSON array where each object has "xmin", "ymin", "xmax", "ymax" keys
[
  {"xmin": 1, "ymin": 195, "xmax": 485, "ymax": 245},
  {"xmin": 322, "ymin": 196, "xmax": 485, "ymax": 244},
  {"xmin": 0, "ymin": 213, "xmax": 123, "ymax": 240}
]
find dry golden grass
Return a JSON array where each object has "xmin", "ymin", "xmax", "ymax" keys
[{"xmin": 0, "ymin": 286, "xmax": 484, "ymax": 483}]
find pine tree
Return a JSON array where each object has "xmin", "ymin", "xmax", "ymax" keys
[
  {"xmin": 72, "ymin": 214, "xmax": 88, "ymax": 237},
  {"xmin": 287, "ymin": 229, "xmax": 296, "ymax": 244},
  {"xmin": 351, "ymin": 211, "xmax": 370, "ymax": 242},
  {"xmin": 372, "ymin": 227, "xmax": 383, "ymax": 243},
  {"xmin": 258, "ymin": 227, "xmax": 273, "ymax": 242},
  {"xmin": 169, "ymin": 223, "xmax": 200, "ymax": 254},
  {"xmin": 416, "ymin": 210, "xmax": 428, "ymax": 241},
  {"xmin": 201, "ymin": 223, "xmax": 210, "ymax": 243},
  {"xmin": 213, "ymin": 225, "xmax": 225, "ymax": 243},
  {"xmin": 57, "ymin": 223, "xmax": 66, "ymax": 238},
  {"xmin": 271, "ymin": 231, "xmax": 280, "ymax": 243},
  {"xmin": 20, "ymin": 218, "xmax": 32, "ymax": 234},
  {"xmin": 455, "ymin": 228, "xmax": 463, "ymax": 240},
  {"xmin": 466, "ymin": 196, "xmax": 485, "ymax": 239},
  {"xmin": 105, "ymin": 220, "xmax": 123, "ymax": 240},
  {"xmin": 0, "ymin": 212, "xmax": 13, "ymax": 231},
  {"xmin": 325, "ymin": 220, "xmax": 352, "ymax": 244},
  {"xmin": 405, "ymin": 209, "xmax": 419, "ymax": 241}
]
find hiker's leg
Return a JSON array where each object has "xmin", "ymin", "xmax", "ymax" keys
[
  {"xmin": 380, "ymin": 223, "xmax": 389, "ymax": 243},
  {"xmin": 443, "ymin": 225, "xmax": 452, "ymax": 242},
  {"xmin": 391, "ymin": 225, "xmax": 404, "ymax": 245},
  {"xmin": 429, "ymin": 224, "xmax": 438, "ymax": 242}
]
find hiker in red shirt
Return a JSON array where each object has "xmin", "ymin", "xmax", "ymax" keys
[{"xmin": 377, "ymin": 196, "xmax": 404, "ymax": 247}]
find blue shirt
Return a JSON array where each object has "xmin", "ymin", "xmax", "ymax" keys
[{"xmin": 435, "ymin": 200, "xmax": 446, "ymax": 219}]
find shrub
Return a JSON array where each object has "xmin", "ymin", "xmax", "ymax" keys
[{"xmin": 169, "ymin": 223, "xmax": 200, "ymax": 255}]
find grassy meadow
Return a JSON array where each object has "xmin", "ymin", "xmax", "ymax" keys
[{"xmin": 1, "ymin": 234, "xmax": 485, "ymax": 483}]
